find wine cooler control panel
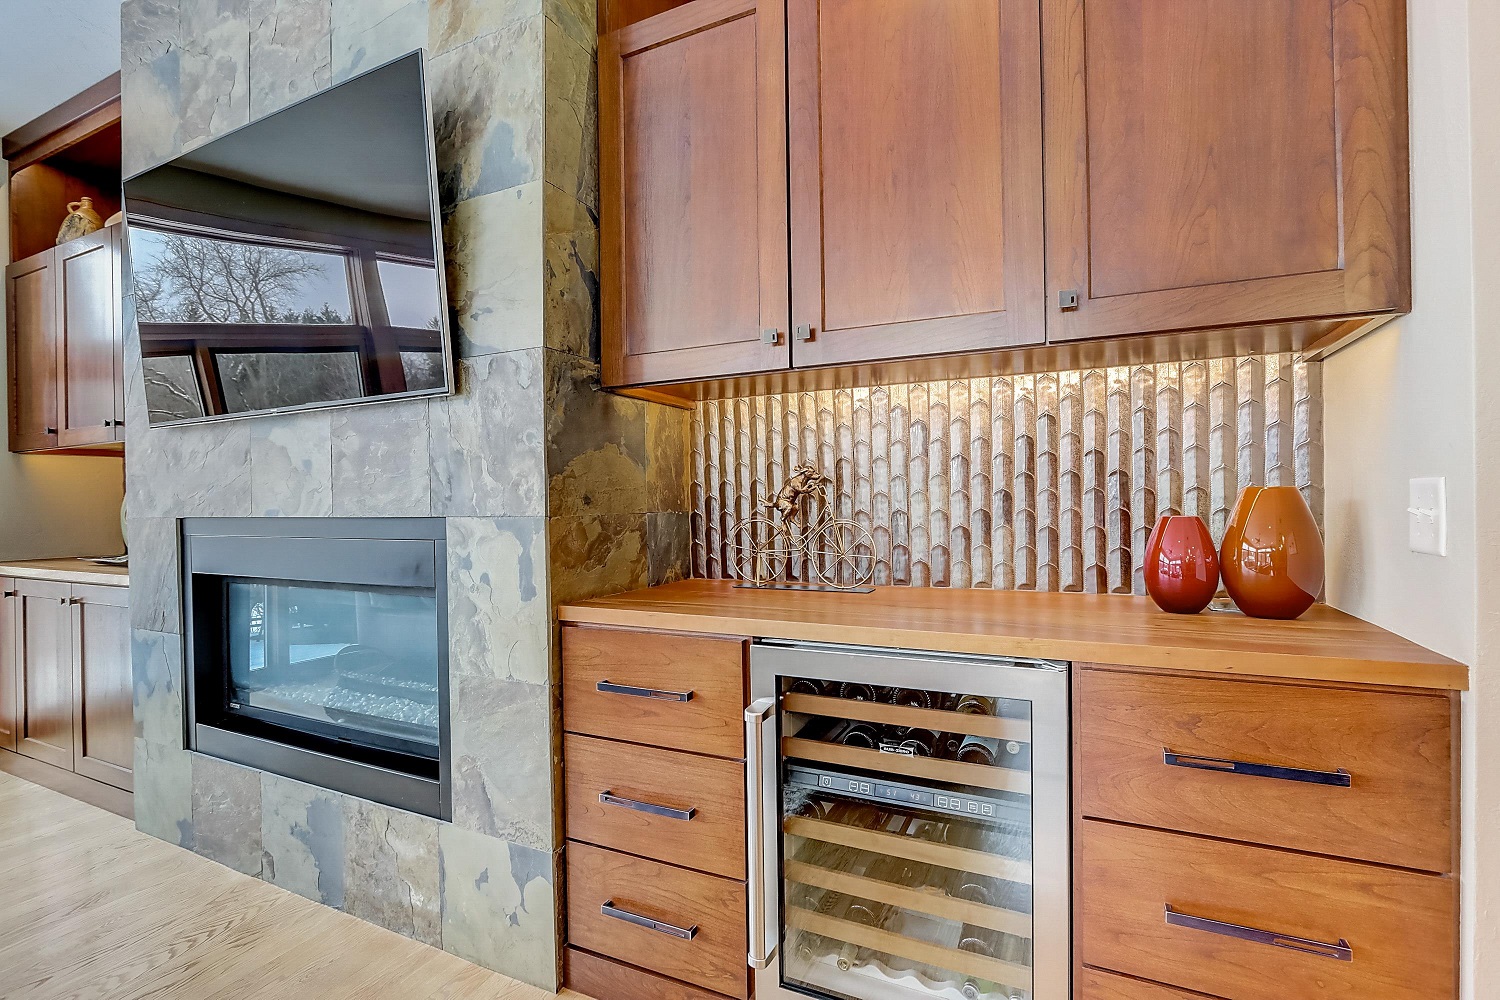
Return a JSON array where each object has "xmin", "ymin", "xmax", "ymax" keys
[{"xmin": 788, "ymin": 764, "xmax": 1024, "ymax": 825}]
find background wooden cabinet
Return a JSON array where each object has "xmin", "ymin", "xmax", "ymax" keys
[
  {"xmin": 6, "ymin": 251, "xmax": 59, "ymax": 452},
  {"xmin": 788, "ymin": 0, "xmax": 1045, "ymax": 368},
  {"xmin": 14, "ymin": 579, "xmax": 74, "ymax": 770},
  {"xmin": 5, "ymin": 224, "xmax": 125, "ymax": 453},
  {"xmin": 2, "ymin": 579, "xmax": 132, "ymax": 792},
  {"xmin": 600, "ymin": 0, "xmax": 790, "ymax": 386},
  {"xmin": 1041, "ymin": 0, "xmax": 1410, "ymax": 342},
  {"xmin": 70, "ymin": 584, "xmax": 131, "ymax": 791},
  {"xmin": 56, "ymin": 228, "xmax": 124, "ymax": 447},
  {"xmin": 0, "ymin": 579, "xmax": 16, "ymax": 753}
]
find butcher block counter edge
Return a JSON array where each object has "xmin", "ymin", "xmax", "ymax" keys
[
  {"xmin": 0, "ymin": 558, "xmax": 129, "ymax": 588},
  {"xmin": 558, "ymin": 580, "xmax": 1467, "ymax": 691}
]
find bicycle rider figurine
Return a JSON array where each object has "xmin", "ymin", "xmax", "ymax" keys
[{"xmin": 769, "ymin": 463, "xmax": 828, "ymax": 529}]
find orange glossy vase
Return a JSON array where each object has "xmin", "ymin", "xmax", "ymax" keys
[
  {"xmin": 1143, "ymin": 515, "xmax": 1220, "ymax": 614},
  {"xmin": 1219, "ymin": 486, "xmax": 1324, "ymax": 619}
]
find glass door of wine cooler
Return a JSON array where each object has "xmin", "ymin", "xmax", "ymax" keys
[{"xmin": 747, "ymin": 642, "xmax": 1070, "ymax": 1000}]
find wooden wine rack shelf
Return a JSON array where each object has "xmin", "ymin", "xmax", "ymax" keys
[
  {"xmin": 781, "ymin": 692, "xmax": 1032, "ymax": 743},
  {"xmin": 786, "ymin": 905, "xmax": 1033, "ymax": 992},
  {"xmin": 784, "ymin": 860, "xmax": 1031, "ymax": 938},
  {"xmin": 783, "ymin": 737, "xmax": 1032, "ymax": 795},
  {"xmin": 784, "ymin": 815, "xmax": 1030, "ymax": 884}
]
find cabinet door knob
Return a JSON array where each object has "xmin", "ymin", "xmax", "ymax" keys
[
  {"xmin": 760, "ymin": 328, "xmax": 781, "ymax": 346},
  {"xmin": 44, "ymin": 427, "xmax": 57, "ymax": 435},
  {"xmin": 1059, "ymin": 289, "xmax": 1080, "ymax": 311},
  {"xmin": 794, "ymin": 324, "xmax": 814, "ymax": 343}
]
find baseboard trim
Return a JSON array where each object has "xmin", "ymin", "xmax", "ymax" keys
[{"xmin": 0, "ymin": 748, "xmax": 133, "ymax": 819}]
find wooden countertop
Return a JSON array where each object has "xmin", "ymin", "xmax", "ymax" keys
[
  {"xmin": 0, "ymin": 558, "xmax": 129, "ymax": 587},
  {"xmin": 559, "ymin": 580, "xmax": 1468, "ymax": 691}
]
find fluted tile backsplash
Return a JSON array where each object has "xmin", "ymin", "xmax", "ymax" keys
[{"xmin": 692, "ymin": 355, "xmax": 1323, "ymax": 593}]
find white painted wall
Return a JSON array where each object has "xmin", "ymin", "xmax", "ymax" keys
[
  {"xmin": 1323, "ymin": 2, "xmax": 1496, "ymax": 996},
  {"xmin": 0, "ymin": 167, "xmax": 125, "ymax": 561}
]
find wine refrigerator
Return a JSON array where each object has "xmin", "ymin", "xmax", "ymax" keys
[{"xmin": 747, "ymin": 641, "xmax": 1070, "ymax": 1000}]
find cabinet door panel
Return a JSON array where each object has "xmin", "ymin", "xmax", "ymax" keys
[
  {"xmin": 57, "ymin": 228, "xmax": 119, "ymax": 448},
  {"xmin": 789, "ymin": 0, "xmax": 1045, "ymax": 367},
  {"xmin": 602, "ymin": 0, "xmax": 790, "ymax": 385},
  {"xmin": 71, "ymin": 585, "xmax": 133, "ymax": 790},
  {"xmin": 1043, "ymin": 0, "xmax": 1409, "ymax": 341},
  {"xmin": 6, "ymin": 251, "xmax": 58, "ymax": 453},
  {"xmin": 0, "ymin": 578, "xmax": 16, "ymax": 752},
  {"xmin": 15, "ymin": 580, "xmax": 73, "ymax": 769}
]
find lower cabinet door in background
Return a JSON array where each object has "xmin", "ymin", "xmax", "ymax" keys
[
  {"xmin": 1079, "ymin": 819, "xmax": 1457, "ymax": 1000},
  {"xmin": 566, "ymin": 948, "xmax": 732, "ymax": 1000},
  {"xmin": 0, "ymin": 578, "xmax": 17, "ymax": 752},
  {"xmin": 14, "ymin": 579, "xmax": 74, "ymax": 770},
  {"xmin": 70, "ymin": 584, "xmax": 132, "ymax": 790},
  {"xmin": 566, "ymin": 841, "xmax": 749, "ymax": 999}
]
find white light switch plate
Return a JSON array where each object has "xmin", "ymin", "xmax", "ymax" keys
[{"xmin": 1408, "ymin": 477, "xmax": 1446, "ymax": 556}]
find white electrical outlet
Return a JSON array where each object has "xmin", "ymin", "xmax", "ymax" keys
[{"xmin": 1408, "ymin": 477, "xmax": 1446, "ymax": 556}]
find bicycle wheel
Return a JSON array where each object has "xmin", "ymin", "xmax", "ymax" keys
[
  {"xmin": 730, "ymin": 515, "xmax": 793, "ymax": 586},
  {"xmin": 809, "ymin": 519, "xmax": 876, "ymax": 588}
]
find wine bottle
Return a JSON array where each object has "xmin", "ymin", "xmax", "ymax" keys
[
  {"xmin": 788, "ymin": 678, "xmax": 832, "ymax": 696},
  {"xmin": 838, "ymin": 681, "xmax": 878, "ymax": 702},
  {"xmin": 956, "ymin": 734, "xmax": 1001, "ymax": 765},
  {"xmin": 889, "ymin": 687, "xmax": 935, "ymax": 709},
  {"xmin": 955, "ymin": 693, "xmax": 997, "ymax": 715},
  {"xmin": 879, "ymin": 725, "xmax": 939, "ymax": 757},
  {"xmin": 830, "ymin": 719, "xmax": 881, "ymax": 749}
]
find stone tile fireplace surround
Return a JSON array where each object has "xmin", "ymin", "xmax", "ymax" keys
[{"xmin": 121, "ymin": 0, "xmax": 690, "ymax": 990}]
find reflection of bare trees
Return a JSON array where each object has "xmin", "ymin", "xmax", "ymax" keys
[{"xmin": 135, "ymin": 233, "xmax": 349, "ymax": 323}]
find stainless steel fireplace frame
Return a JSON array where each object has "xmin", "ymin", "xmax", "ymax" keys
[{"xmin": 181, "ymin": 517, "xmax": 451, "ymax": 820}]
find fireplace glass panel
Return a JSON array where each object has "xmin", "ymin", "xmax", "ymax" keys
[{"xmin": 225, "ymin": 579, "xmax": 440, "ymax": 755}]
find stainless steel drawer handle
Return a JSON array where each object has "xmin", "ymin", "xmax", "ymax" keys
[
  {"xmin": 602, "ymin": 901, "xmax": 698, "ymax": 940},
  {"xmin": 599, "ymin": 791, "xmax": 696, "ymax": 822},
  {"xmin": 597, "ymin": 680, "xmax": 693, "ymax": 702},
  {"xmin": 1165, "ymin": 905, "xmax": 1352, "ymax": 962},
  {"xmin": 1163, "ymin": 749, "xmax": 1352, "ymax": 787}
]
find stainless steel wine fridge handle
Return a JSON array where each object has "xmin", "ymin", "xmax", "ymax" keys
[
  {"xmin": 596, "ymin": 680, "xmax": 693, "ymax": 702},
  {"xmin": 746, "ymin": 696, "xmax": 776, "ymax": 970},
  {"xmin": 1163, "ymin": 749, "xmax": 1352, "ymax": 787},
  {"xmin": 599, "ymin": 791, "xmax": 695, "ymax": 822},
  {"xmin": 1164, "ymin": 905, "xmax": 1353, "ymax": 961},
  {"xmin": 602, "ymin": 900, "xmax": 698, "ymax": 940}
]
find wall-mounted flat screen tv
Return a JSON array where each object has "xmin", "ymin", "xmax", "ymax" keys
[{"xmin": 123, "ymin": 51, "xmax": 451, "ymax": 426}]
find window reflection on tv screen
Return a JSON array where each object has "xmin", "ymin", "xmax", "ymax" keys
[{"xmin": 123, "ymin": 52, "xmax": 452, "ymax": 425}]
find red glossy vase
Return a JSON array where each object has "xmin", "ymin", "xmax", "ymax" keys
[
  {"xmin": 1143, "ymin": 515, "xmax": 1220, "ymax": 614},
  {"xmin": 1219, "ymin": 486, "xmax": 1325, "ymax": 620}
]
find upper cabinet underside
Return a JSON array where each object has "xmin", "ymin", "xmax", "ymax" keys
[{"xmin": 599, "ymin": 0, "xmax": 1411, "ymax": 399}]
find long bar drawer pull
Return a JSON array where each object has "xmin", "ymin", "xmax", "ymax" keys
[
  {"xmin": 599, "ymin": 791, "xmax": 696, "ymax": 821},
  {"xmin": 1165, "ymin": 905, "xmax": 1352, "ymax": 962},
  {"xmin": 1163, "ymin": 749, "xmax": 1351, "ymax": 787},
  {"xmin": 596, "ymin": 680, "xmax": 693, "ymax": 702},
  {"xmin": 602, "ymin": 901, "xmax": 699, "ymax": 940}
]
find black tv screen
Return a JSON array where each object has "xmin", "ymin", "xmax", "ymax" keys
[{"xmin": 123, "ymin": 51, "xmax": 452, "ymax": 426}]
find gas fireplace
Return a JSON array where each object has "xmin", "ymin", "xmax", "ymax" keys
[{"xmin": 182, "ymin": 518, "xmax": 450, "ymax": 819}]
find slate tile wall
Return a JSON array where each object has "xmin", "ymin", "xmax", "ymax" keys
[{"xmin": 121, "ymin": 0, "xmax": 691, "ymax": 989}]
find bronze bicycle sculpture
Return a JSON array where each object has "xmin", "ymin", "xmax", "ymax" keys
[{"xmin": 730, "ymin": 464, "xmax": 876, "ymax": 590}]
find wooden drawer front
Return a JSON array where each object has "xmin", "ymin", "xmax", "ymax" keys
[
  {"xmin": 567, "ymin": 842, "xmax": 748, "ymax": 999},
  {"xmin": 566, "ymin": 947, "xmax": 736, "ymax": 1000},
  {"xmin": 1078, "ymin": 968, "xmax": 1213, "ymax": 1000},
  {"xmin": 565, "ymin": 733, "xmax": 745, "ymax": 879},
  {"xmin": 1079, "ymin": 821, "xmax": 1457, "ymax": 1000},
  {"xmin": 563, "ymin": 626, "xmax": 747, "ymax": 757},
  {"xmin": 1078, "ymin": 667, "xmax": 1456, "ymax": 872}
]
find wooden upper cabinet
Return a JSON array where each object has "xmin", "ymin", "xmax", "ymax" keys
[
  {"xmin": 57, "ymin": 228, "xmax": 121, "ymax": 448},
  {"xmin": 6, "ymin": 251, "xmax": 59, "ymax": 452},
  {"xmin": 1042, "ymin": 0, "xmax": 1410, "ymax": 342},
  {"xmin": 601, "ymin": 0, "xmax": 790, "ymax": 386},
  {"xmin": 788, "ymin": 0, "xmax": 1045, "ymax": 368}
]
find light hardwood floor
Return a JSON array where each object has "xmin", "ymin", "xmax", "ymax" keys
[{"xmin": 0, "ymin": 772, "xmax": 589, "ymax": 1000}]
